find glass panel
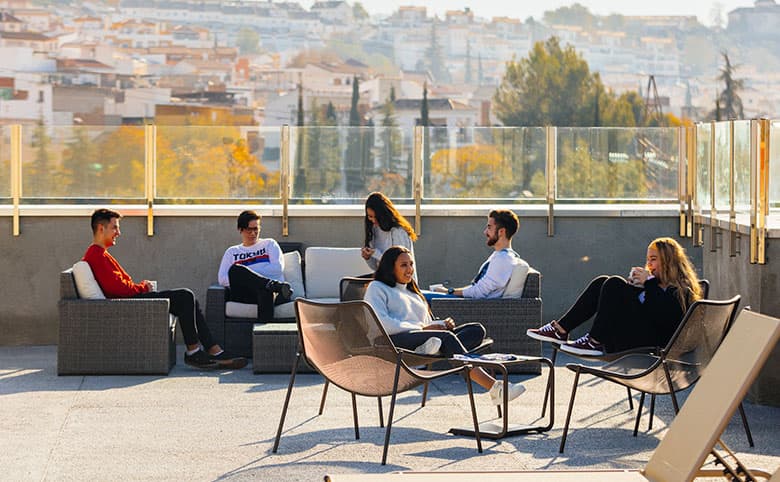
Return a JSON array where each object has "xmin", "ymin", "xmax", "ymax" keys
[
  {"xmin": 713, "ymin": 122, "xmax": 730, "ymax": 212},
  {"xmin": 733, "ymin": 121, "xmax": 751, "ymax": 213},
  {"xmin": 771, "ymin": 121, "xmax": 780, "ymax": 211},
  {"xmin": 21, "ymin": 125, "xmax": 145, "ymax": 199},
  {"xmin": 290, "ymin": 126, "xmax": 412, "ymax": 202},
  {"xmin": 0, "ymin": 126, "xmax": 9, "ymax": 199},
  {"xmin": 425, "ymin": 126, "xmax": 546, "ymax": 201},
  {"xmin": 556, "ymin": 127, "xmax": 678, "ymax": 201},
  {"xmin": 696, "ymin": 123, "xmax": 711, "ymax": 209},
  {"xmin": 156, "ymin": 125, "xmax": 280, "ymax": 201}
]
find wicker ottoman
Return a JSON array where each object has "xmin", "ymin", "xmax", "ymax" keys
[{"xmin": 252, "ymin": 323, "xmax": 314, "ymax": 374}]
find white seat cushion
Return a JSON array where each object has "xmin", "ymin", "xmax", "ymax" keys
[
  {"xmin": 71, "ymin": 261, "xmax": 106, "ymax": 300},
  {"xmin": 226, "ymin": 297, "xmax": 341, "ymax": 319},
  {"xmin": 283, "ymin": 251, "xmax": 305, "ymax": 299},
  {"xmin": 501, "ymin": 259, "xmax": 531, "ymax": 299},
  {"xmin": 304, "ymin": 247, "xmax": 366, "ymax": 299}
]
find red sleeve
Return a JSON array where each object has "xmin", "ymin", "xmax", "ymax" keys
[{"xmin": 82, "ymin": 244, "xmax": 148, "ymax": 298}]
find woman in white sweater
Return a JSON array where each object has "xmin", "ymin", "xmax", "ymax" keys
[
  {"xmin": 364, "ymin": 246, "xmax": 525, "ymax": 405},
  {"xmin": 361, "ymin": 192, "xmax": 416, "ymax": 274}
]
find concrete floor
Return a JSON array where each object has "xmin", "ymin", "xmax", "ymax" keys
[{"xmin": 0, "ymin": 345, "xmax": 777, "ymax": 481}]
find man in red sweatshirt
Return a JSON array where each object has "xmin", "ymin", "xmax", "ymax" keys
[{"xmin": 83, "ymin": 208, "xmax": 246, "ymax": 370}]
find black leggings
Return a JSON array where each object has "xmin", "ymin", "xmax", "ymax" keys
[
  {"xmin": 557, "ymin": 275, "xmax": 655, "ymax": 353},
  {"xmin": 390, "ymin": 323, "xmax": 486, "ymax": 356},
  {"xmin": 227, "ymin": 263, "xmax": 280, "ymax": 322},
  {"xmin": 134, "ymin": 288, "xmax": 214, "ymax": 349}
]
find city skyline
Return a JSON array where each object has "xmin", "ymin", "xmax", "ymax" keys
[{"xmin": 304, "ymin": 0, "xmax": 756, "ymax": 25}]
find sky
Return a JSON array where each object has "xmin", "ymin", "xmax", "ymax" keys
[{"xmin": 305, "ymin": 0, "xmax": 757, "ymax": 26}]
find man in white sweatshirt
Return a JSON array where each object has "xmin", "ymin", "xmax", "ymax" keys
[
  {"xmin": 217, "ymin": 210, "xmax": 292, "ymax": 322},
  {"xmin": 432, "ymin": 209, "xmax": 523, "ymax": 299}
]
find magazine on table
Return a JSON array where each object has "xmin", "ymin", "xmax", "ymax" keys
[{"xmin": 452, "ymin": 353, "xmax": 519, "ymax": 362}]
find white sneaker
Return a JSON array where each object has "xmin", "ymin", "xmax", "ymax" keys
[
  {"xmin": 488, "ymin": 380, "xmax": 526, "ymax": 405},
  {"xmin": 414, "ymin": 337, "xmax": 442, "ymax": 355}
]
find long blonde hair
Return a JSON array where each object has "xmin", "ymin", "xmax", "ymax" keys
[{"xmin": 649, "ymin": 237, "xmax": 702, "ymax": 310}]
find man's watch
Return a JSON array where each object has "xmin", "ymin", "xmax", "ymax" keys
[{"xmin": 447, "ymin": 287, "xmax": 455, "ymax": 295}]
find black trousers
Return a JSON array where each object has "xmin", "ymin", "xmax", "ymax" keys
[
  {"xmin": 557, "ymin": 275, "xmax": 656, "ymax": 353},
  {"xmin": 134, "ymin": 288, "xmax": 214, "ymax": 349},
  {"xmin": 227, "ymin": 264, "xmax": 279, "ymax": 322},
  {"xmin": 390, "ymin": 322, "xmax": 486, "ymax": 356}
]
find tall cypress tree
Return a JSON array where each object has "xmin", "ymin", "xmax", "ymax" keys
[
  {"xmin": 294, "ymin": 81, "xmax": 306, "ymax": 194},
  {"xmin": 346, "ymin": 75, "xmax": 363, "ymax": 193},
  {"xmin": 420, "ymin": 82, "xmax": 430, "ymax": 186}
]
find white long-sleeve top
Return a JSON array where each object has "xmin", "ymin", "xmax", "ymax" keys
[
  {"xmin": 366, "ymin": 226, "xmax": 415, "ymax": 272},
  {"xmin": 364, "ymin": 280, "xmax": 433, "ymax": 335},
  {"xmin": 462, "ymin": 248, "xmax": 522, "ymax": 299},
  {"xmin": 217, "ymin": 238, "xmax": 285, "ymax": 287}
]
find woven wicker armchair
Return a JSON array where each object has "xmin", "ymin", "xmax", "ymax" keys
[
  {"xmin": 430, "ymin": 269, "xmax": 542, "ymax": 374},
  {"xmin": 57, "ymin": 269, "xmax": 176, "ymax": 375}
]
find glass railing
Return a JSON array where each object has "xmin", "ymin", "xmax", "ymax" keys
[
  {"xmin": 557, "ymin": 127, "xmax": 678, "ymax": 201},
  {"xmin": 21, "ymin": 125, "xmax": 146, "ymax": 200},
  {"xmin": 696, "ymin": 122, "xmax": 712, "ymax": 209},
  {"xmin": 156, "ymin": 125, "xmax": 281, "ymax": 202},
  {"xmin": 425, "ymin": 126, "xmax": 546, "ymax": 202},
  {"xmin": 290, "ymin": 126, "xmax": 412, "ymax": 202},
  {"xmin": 733, "ymin": 120, "xmax": 751, "ymax": 214}
]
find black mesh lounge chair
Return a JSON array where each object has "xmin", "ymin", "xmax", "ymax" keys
[
  {"xmin": 559, "ymin": 295, "xmax": 741, "ymax": 453},
  {"xmin": 272, "ymin": 299, "xmax": 484, "ymax": 465},
  {"xmin": 324, "ymin": 308, "xmax": 780, "ymax": 481}
]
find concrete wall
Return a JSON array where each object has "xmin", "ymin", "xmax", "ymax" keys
[
  {"xmin": 0, "ymin": 212, "xmax": 697, "ymax": 346},
  {"xmin": 701, "ymin": 228, "xmax": 779, "ymax": 406}
]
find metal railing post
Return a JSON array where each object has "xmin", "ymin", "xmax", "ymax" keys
[
  {"xmin": 750, "ymin": 119, "xmax": 759, "ymax": 263},
  {"xmin": 728, "ymin": 120, "xmax": 739, "ymax": 257},
  {"xmin": 11, "ymin": 124, "xmax": 22, "ymax": 236},
  {"xmin": 709, "ymin": 121, "xmax": 718, "ymax": 252},
  {"xmin": 281, "ymin": 124, "xmax": 290, "ymax": 237},
  {"xmin": 546, "ymin": 126, "xmax": 557, "ymax": 237},
  {"xmin": 757, "ymin": 119, "xmax": 770, "ymax": 264},
  {"xmin": 678, "ymin": 126, "xmax": 687, "ymax": 237},
  {"xmin": 144, "ymin": 124, "xmax": 156, "ymax": 236},
  {"xmin": 413, "ymin": 126, "xmax": 423, "ymax": 236}
]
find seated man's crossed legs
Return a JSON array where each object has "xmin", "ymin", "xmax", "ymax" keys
[{"xmin": 227, "ymin": 264, "xmax": 292, "ymax": 322}]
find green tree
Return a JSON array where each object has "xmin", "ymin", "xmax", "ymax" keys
[
  {"xmin": 711, "ymin": 52, "xmax": 745, "ymax": 120},
  {"xmin": 346, "ymin": 76, "xmax": 365, "ymax": 193},
  {"xmin": 378, "ymin": 87, "xmax": 401, "ymax": 172},
  {"xmin": 421, "ymin": 82, "xmax": 431, "ymax": 186},
  {"xmin": 353, "ymin": 2, "xmax": 369, "ymax": 21},
  {"xmin": 424, "ymin": 19, "xmax": 449, "ymax": 83},
  {"xmin": 543, "ymin": 3, "xmax": 596, "ymax": 28},
  {"xmin": 494, "ymin": 37, "xmax": 595, "ymax": 126},
  {"xmin": 294, "ymin": 82, "xmax": 306, "ymax": 195},
  {"xmin": 61, "ymin": 127, "xmax": 100, "ymax": 196},
  {"xmin": 236, "ymin": 28, "xmax": 260, "ymax": 55}
]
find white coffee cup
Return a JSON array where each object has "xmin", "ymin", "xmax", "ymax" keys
[
  {"xmin": 149, "ymin": 280, "xmax": 158, "ymax": 292},
  {"xmin": 429, "ymin": 283, "xmax": 444, "ymax": 291}
]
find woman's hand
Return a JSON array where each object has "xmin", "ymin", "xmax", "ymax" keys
[
  {"xmin": 424, "ymin": 317, "xmax": 455, "ymax": 331},
  {"xmin": 629, "ymin": 267, "xmax": 650, "ymax": 286},
  {"xmin": 361, "ymin": 246, "xmax": 375, "ymax": 260}
]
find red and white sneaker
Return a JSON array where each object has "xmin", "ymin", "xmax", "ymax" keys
[
  {"xmin": 560, "ymin": 334, "xmax": 605, "ymax": 356},
  {"xmin": 526, "ymin": 321, "xmax": 568, "ymax": 344}
]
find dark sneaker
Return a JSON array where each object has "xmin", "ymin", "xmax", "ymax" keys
[
  {"xmin": 526, "ymin": 321, "xmax": 568, "ymax": 344},
  {"xmin": 210, "ymin": 351, "xmax": 248, "ymax": 370},
  {"xmin": 184, "ymin": 349, "xmax": 219, "ymax": 369},
  {"xmin": 267, "ymin": 280, "xmax": 293, "ymax": 301},
  {"xmin": 560, "ymin": 334, "xmax": 605, "ymax": 356}
]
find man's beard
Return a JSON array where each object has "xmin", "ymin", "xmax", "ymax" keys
[{"xmin": 486, "ymin": 233, "xmax": 499, "ymax": 246}]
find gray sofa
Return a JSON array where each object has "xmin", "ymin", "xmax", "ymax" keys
[
  {"xmin": 58, "ymin": 268, "xmax": 176, "ymax": 375},
  {"xmin": 431, "ymin": 269, "xmax": 543, "ymax": 374}
]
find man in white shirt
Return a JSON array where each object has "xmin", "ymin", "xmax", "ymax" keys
[
  {"xmin": 217, "ymin": 210, "xmax": 292, "ymax": 321},
  {"xmin": 432, "ymin": 209, "xmax": 522, "ymax": 299}
]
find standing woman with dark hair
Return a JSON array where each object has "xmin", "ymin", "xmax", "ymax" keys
[
  {"xmin": 362, "ymin": 192, "xmax": 417, "ymax": 274},
  {"xmin": 364, "ymin": 246, "xmax": 526, "ymax": 405}
]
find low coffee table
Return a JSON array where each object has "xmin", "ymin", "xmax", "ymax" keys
[{"xmin": 449, "ymin": 355, "xmax": 554, "ymax": 439}]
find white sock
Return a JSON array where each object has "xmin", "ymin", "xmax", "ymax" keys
[{"xmin": 186, "ymin": 347, "xmax": 201, "ymax": 356}]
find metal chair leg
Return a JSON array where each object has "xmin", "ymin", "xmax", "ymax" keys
[
  {"xmin": 318, "ymin": 380, "xmax": 329, "ymax": 415},
  {"xmin": 464, "ymin": 367, "xmax": 483, "ymax": 453},
  {"xmin": 382, "ymin": 356, "xmax": 403, "ymax": 465},
  {"xmin": 648, "ymin": 394, "xmax": 655, "ymax": 431},
  {"xmin": 627, "ymin": 387, "xmax": 634, "ymax": 410},
  {"xmin": 738, "ymin": 402, "xmax": 754, "ymax": 447},
  {"xmin": 421, "ymin": 382, "xmax": 429, "ymax": 407},
  {"xmin": 559, "ymin": 368, "xmax": 581, "ymax": 453},
  {"xmin": 351, "ymin": 393, "xmax": 360, "ymax": 440},
  {"xmin": 272, "ymin": 354, "xmax": 300, "ymax": 453},
  {"xmin": 633, "ymin": 391, "xmax": 645, "ymax": 437},
  {"xmin": 377, "ymin": 397, "xmax": 384, "ymax": 428}
]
